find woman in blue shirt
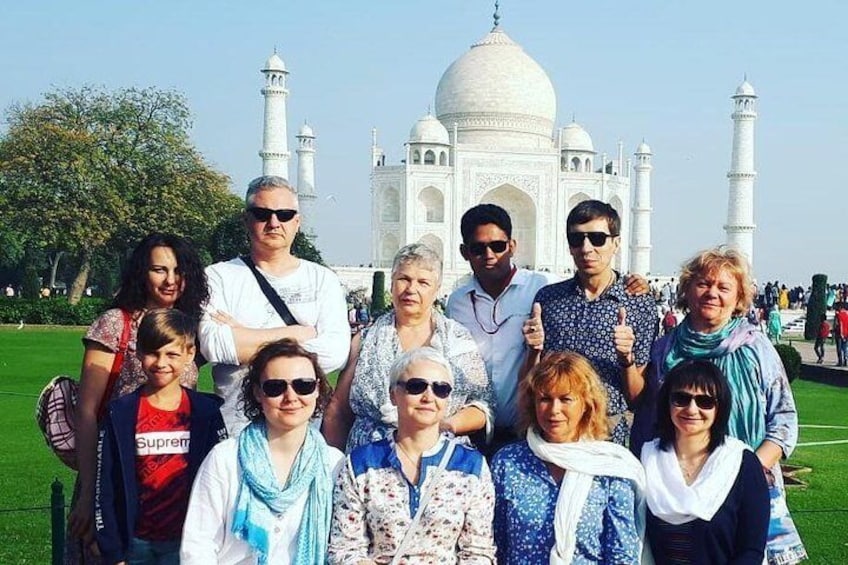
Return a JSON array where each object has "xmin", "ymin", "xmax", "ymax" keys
[{"xmin": 491, "ymin": 351, "xmax": 647, "ymax": 564}]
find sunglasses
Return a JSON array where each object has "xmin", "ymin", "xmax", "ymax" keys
[
  {"xmin": 566, "ymin": 231, "xmax": 617, "ymax": 248},
  {"xmin": 248, "ymin": 207, "xmax": 298, "ymax": 223},
  {"xmin": 395, "ymin": 378, "xmax": 453, "ymax": 399},
  {"xmin": 466, "ymin": 240, "xmax": 509, "ymax": 256},
  {"xmin": 261, "ymin": 378, "xmax": 318, "ymax": 397},
  {"xmin": 670, "ymin": 391, "xmax": 717, "ymax": 410}
]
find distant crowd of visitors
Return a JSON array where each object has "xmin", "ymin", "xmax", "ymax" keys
[{"xmin": 57, "ymin": 175, "xmax": 807, "ymax": 564}]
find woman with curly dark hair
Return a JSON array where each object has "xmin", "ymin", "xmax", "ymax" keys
[
  {"xmin": 67, "ymin": 232, "xmax": 210, "ymax": 564},
  {"xmin": 182, "ymin": 339, "xmax": 343, "ymax": 564}
]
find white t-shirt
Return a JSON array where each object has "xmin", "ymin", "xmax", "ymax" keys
[
  {"xmin": 447, "ymin": 268, "xmax": 559, "ymax": 428},
  {"xmin": 199, "ymin": 257, "xmax": 350, "ymax": 435},
  {"xmin": 181, "ymin": 438, "xmax": 344, "ymax": 565}
]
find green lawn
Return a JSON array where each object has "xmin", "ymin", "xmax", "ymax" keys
[{"xmin": 1, "ymin": 327, "xmax": 846, "ymax": 563}]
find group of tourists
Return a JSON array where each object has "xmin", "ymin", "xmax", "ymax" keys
[{"xmin": 65, "ymin": 174, "xmax": 806, "ymax": 564}]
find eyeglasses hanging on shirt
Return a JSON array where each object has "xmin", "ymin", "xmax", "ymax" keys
[{"xmin": 469, "ymin": 290, "xmax": 521, "ymax": 334}]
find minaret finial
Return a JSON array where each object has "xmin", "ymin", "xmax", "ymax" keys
[
  {"xmin": 743, "ymin": 72, "xmax": 747, "ymax": 81},
  {"xmin": 571, "ymin": 112, "xmax": 576, "ymax": 123},
  {"xmin": 427, "ymin": 104, "xmax": 431, "ymax": 115},
  {"xmin": 493, "ymin": 1, "xmax": 500, "ymax": 29},
  {"xmin": 273, "ymin": 45, "xmax": 277, "ymax": 54}
]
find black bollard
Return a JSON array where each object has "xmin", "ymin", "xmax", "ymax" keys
[{"xmin": 51, "ymin": 479, "xmax": 64, "ymax": 565}]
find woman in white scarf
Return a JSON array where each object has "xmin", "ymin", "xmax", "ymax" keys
[
  {"xmin": 491, "ymin": 351, "xmax": 647, "ymax": 564},
  {"xmin": 641, "ymin": 359, "xmax": 769, "ymax": 564}
]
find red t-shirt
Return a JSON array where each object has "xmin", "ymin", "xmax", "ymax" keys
[
  {"xmin": 134, "ymin": 389, "xmax": 191, "ymax": 541},
  {"xmin": 819, "ymin": 321, "xmax": 832, "ymax": 339},
  {"xmin": 836, "ymin": 311, "xmax": 848, "ymax": 339}
]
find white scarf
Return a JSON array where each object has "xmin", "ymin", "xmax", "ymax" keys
[
  {"xmin": 526, "ymin": 428, "xmax": 649, "ymax": 565},
  {"xmin": 640, "ymin": 436, "xmax": 748, "ymax": 525}
]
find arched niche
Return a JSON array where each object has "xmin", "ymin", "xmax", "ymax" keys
[
  {"xmin": 380, "ymin": 186, "xmax": 400, "ymax": 222},
  {"xmin": 380, "ymin": 232, "xmax": 400, "ymax": 268},
  {"xmin": 479, "ymin": 184, "xmax": 537, "ymax": 269},
  {"xmin": 417, "ymin": 233, "xmax": 444, "ymax": 260},
  {"xmin": 424, "ymin": 150, "xmax": 436, "ymax": 165},
  {"xmin": 417, "ymin": 186, "xmax": 444, "ymax": 223}
]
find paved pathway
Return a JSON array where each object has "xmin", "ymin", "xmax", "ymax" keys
[{"xmin": 784, "ymin": 338, "xmax": 848, "ymax": 371}]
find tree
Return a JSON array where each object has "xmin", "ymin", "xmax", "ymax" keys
[
  {"xmin": 371, "ymin": 271, "xmax": 387, "ymax": 315},
  {"xmin": 805, "ymin": 274, "xmax": 828, "ymax": 340},
  {"xmin": 0, "ymin": 86, "xmax": 238, "ymax": 303}
]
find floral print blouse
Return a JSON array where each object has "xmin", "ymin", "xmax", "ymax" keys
[
  {"xmin": 346, "ymin": 310, "xmax": 495, "ymax": 452},
  {"xmin": 328, "ymin": 436, "xmax": 496, "ymax": 564},
  {"xmin": 84, "ymin": 308, "xmax": 198, "ymax": 399},
  {"xmin": 491, "ymin": 441, "xmax": 640, "ymax": 564}
]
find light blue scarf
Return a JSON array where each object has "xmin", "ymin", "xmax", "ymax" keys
[
  {"xmin": 664, "ymin": 316, "xmax": 766, "ymax": 449},
  {"xmin": 232, "ymin": 421, "xmax": 333, "ymax": 565}
]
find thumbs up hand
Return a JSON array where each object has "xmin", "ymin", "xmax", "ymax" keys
[
  {"xmin": 523, "ymin": 302, "xmax": 545, "ymax": 351},
  {"xmin": 614, "ymin": 306, "xmax": 636, "ymax": 367}
]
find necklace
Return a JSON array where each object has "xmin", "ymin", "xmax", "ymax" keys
[
  {"xmin": 583, "ymin": 270, "xmax": 616, "ymax": 301},
  {"xmin": 677, "ymin": 450, "xmax": 709, "ymax": 483},
  {"xmin": 469, "ymin": 266, "xmax": 518, "ymax": 334},
  {"xmin": 395, "ymin": 441, "xmax": 421, "ymax": 467}
]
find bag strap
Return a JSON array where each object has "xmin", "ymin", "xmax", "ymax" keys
[
  {"xmin": 96, "ymin": 309, "xmax": 132, "ymax": 420},
  {"xmin": 390, "ymin": 439, "xmax": 457, "ymax": 565},
  {"xmin": 240, "ymin": 255, "xmax": 299, "ymax": 326}
]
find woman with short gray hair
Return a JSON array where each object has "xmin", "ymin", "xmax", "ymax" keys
[{"xmin": 322, "ymin": 243, "xmax": 495, "ymax": 452}]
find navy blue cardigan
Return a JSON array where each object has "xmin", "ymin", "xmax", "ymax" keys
[
  {"xmin": 94, "ymin": 386, "xmax": 227, "ymax": 564},
  {"xmin": 646, "ymin": 449, "xmax": 770, "ymax": 564}
]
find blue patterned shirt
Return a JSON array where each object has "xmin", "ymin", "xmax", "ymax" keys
[
  {"xmin": 535, "ymin": 274, "xmax": 658, "ymax": 443},
  {"xmin": 491, "ymin": 441, "xmax": 640, "ymax": 565}
]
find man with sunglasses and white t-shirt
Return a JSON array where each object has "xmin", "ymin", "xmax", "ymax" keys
[
  {"xmin": 522, "ymin": 200, "xmax": 658, "ymax": 445},
  {"xmin": 446, "ymin": 204, "xmax": 560, "ymax": 454},
  {"xmin": 199, "ymin": 175, "xmax": 350, "ymax": 435}
]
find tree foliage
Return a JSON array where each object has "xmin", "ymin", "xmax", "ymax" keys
[
  {"xmin": 0, "ymin": 86, "xmax": 240, "ymax": 303},
  {"xmin": 805, "ymin": 273, "xmax": 828, "ymax": 340},
  {"xmin": 371, "ymin": 271, "xmax": 387, "ymax": 315}
]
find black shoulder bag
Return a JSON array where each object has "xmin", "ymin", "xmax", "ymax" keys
[{"xmin": 240, "ymin": 256, "xmax": 299, "ymax": 326}]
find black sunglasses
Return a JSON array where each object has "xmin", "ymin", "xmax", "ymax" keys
[
  {"xmin": 396, "ymin": 378, "xmax": 453, "ymax": 399},
  {"xmin": 466, "ymin": 240, "xmax": 509, "ymax": 256},
  {"xmin": 261, "ymin": 378, "xmax": 318, "ymax": 397},
  {"xmin": 670, "ymin": 391, "xmax": 717, "ymax": 410},
  {"xmin": 566, "ymin": 231, "xmax": 617, "ymax": 248},
  {"xmin": 248, "ymin": 207, "xmax": 298, "ymax": 223}
]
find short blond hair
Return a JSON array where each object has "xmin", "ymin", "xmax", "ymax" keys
[
  {"xmin": 676, "ymin": 247, "xmax": 754, "ymax": 317},
  {"xmin": 517, "ymin": 352, "xmax": 609, "ymax": 441}
]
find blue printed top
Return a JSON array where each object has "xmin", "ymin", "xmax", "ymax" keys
[
  {"xmin": 491, "ymin": 441, "xmax": 640, "ymax": 565},
  {"xmin": 534, "ymin": 275, "xmax": 658, "ymax": 443}
]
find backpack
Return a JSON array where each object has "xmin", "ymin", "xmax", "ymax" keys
[{"xmin": 35, "ymin": 309, "xmax": 131, "ymax": 470}]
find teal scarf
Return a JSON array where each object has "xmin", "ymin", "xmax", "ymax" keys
[
  {"xmin": 664, "ymin": 317, "xmax": 766, "ymax": 449},
  {"xmin": 232, "ymin": 421, "xmax": 332, "ymax": 565}
]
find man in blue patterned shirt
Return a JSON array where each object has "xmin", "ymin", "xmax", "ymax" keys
[{"xmin": 521, "ymin": 200, "xmax": 658, "ymax": 444}]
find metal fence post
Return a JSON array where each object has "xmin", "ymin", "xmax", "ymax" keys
[{"xmin": 51, "ymin": 479, "xmax": 64, "ymax": 565}]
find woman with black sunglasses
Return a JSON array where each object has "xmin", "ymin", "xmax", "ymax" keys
[
  {"xmin": 328, "ymin": 347, "xmax": 496, "ymax": 563},
  {"xmin": 181, "ymin": 339, "xmax": 343, "ymax": 564},
  {"xmin": 641, "ymin": 359, "xmax": 769, "ymax": 564}
]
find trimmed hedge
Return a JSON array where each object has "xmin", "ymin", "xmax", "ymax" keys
[
  {"xmin": 804, "ymin": 274, "xmax": 828, "ymax": 340},
  {"xmin": 0, "ymin": 298, "xmax": 109, "ymax": 325},
  {"xmin": 774, "ymin": 343, "xmax": 802, "ymax": 383}
]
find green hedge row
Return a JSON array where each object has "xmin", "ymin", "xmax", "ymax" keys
[{"xmin": 0, "ymin": 298, "xmax": 109, "ymax": 325}]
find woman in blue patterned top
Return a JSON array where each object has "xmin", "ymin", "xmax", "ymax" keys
[{"xmin": 491, "ymin": 351, "xmax": 648, "ymax": 564}]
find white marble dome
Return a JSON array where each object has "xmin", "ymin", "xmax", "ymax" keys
[
  {"xmin": 735, "ymin": 80, "xmax": 756, "ymax": 97},
  {"xmin": 264, "ymin": 53, "xmax": 286, "ymax": 72},
  {"xmin": 409, "ymin": 114, "xmax": 450, "ymax": 145},
  {"xmin": 561, "ymin": 122, "xmax": 594, "ymax": 152},
  {"xmin": 298, "ymin": 122, "xmax": 314, "ymax": 137},
  {"xmin": 636, "ymin": 140, "xmax": 652, "ymax": 154},
  {"xmin": 434, "ymin": 27, "xmax": 556, "ymax": 147}
]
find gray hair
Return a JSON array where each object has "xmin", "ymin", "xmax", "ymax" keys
[
  {"xmin": 388, "ymin": 347, "xmax": 453, "ymax": 388},
  {"xmin": 391, "ymin": 243, "xmax": 442, "ymax": 282},
  {"xmin": 245, "ymin": 175, "xmax": 299, "ymax": 207}
]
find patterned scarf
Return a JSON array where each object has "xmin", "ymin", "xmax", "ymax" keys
[
  {"xmin": 664, "ymin": 317, "xmax": 766, "ymax": 449},
  {"xmin": 231, "ymin": 421, "xmax": 332, "ymax": 565}
]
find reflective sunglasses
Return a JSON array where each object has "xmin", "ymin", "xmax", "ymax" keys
[
  {"xmin": 670, "ymin": 391, "xmax": 717, "ymax": 410},
  {"xmin": 261, "ymin": 378, "xmax": 318, "ymax": 397},
  {"xmin": 395, "ymin": 378, "xmax": 453, "ymax": 399},
  {"xmin": 466, "ymin": 240, "xmax": 509, "ymax": 256},
  {"xmin": 248, "ymin": 207, "xmax": 298, "ymax": 223},
  {"xmin": 566, "ymin": 231, "xmax": 616, "ymax": 248}
]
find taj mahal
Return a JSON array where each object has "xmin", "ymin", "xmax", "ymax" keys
[{"xmin": 256, "ymin": 11, "xmax": 758, "ymax": 292}]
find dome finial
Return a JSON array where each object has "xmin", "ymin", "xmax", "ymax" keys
[
  {"xmin": 571, "ymin": 112, "xmax": 576, "ymax": 123},
  {"xmin": 493, "ymin": 1, "xmax": 501, "ymax": 29}
]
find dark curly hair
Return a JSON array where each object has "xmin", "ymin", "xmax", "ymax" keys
[
  {"xmin": 111, "ymin": 233, "xmax": 209, "ymax": 320},
  {"xmin": 240, "ymin": 338, "xmax": 332, "ymax": 423},
  {"xmin": 655, "ymin": 359, "xmax": 732, "ymax": 453}
]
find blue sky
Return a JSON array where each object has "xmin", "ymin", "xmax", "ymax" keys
[{"xmin": 2, "ymin": 0, "xmax": 845, "ymax": 285}]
